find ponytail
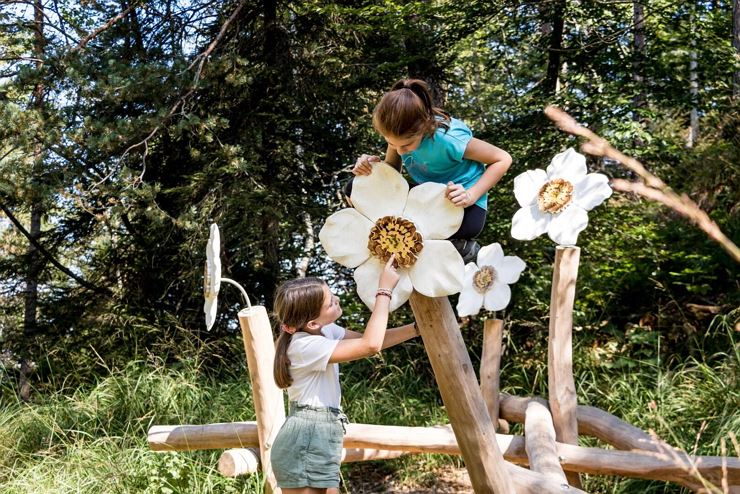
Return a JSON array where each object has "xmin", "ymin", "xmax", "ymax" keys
[
  {"xmin": 273, "ymin": 330, "xmax": 294, "ymax": 389},
  {"xmin": 373, "ymin": 78, "xmax": 450, "ymax": 138},
  {"xmin": 272, "ymin": 277, "xmax": 326, "ymax": 389}
]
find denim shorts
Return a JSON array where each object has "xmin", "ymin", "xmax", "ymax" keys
[{"xmin": 271, "ymin": 403, "xmax": 347, "ymax": 489}]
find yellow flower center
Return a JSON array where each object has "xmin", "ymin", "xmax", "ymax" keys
[
  {"xmin": 537, "ymin": 178, "xmax": 574, "ymax": 214},
  {"xmin": 367, "ymin": 216, "xmax": 423, "ymax": 268},
  {"xmin": 203, "ymin": 264, "xmax": 214, "ymax": 297},
  {"xmin": 473, "ymin": 265, "xmax": 496, "ymax": 294}
]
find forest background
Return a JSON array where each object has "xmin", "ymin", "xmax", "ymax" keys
[{"xmin": 1, "ymin": 0, "xmax": 739, "ymax": 492}]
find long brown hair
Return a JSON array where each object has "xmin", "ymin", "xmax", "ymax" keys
[
  {"xmin": 272, "ymin": 277, "xmax": 326, "ymax": 389},
  {"xmin": 372, "ymin": 78, "xmax": 450, "ymax": 139}
]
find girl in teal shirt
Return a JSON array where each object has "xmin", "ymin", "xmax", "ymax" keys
[{"xmin": 347, "ymin": 78, "xmax": 512, "ymax": 263}]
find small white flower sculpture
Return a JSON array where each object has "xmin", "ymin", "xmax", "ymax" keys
[
  {"xmin": 204, "ymin": 224, "xmax": 222, "ymax": 331},
  {"xmin": 203, "ymin": 223, "xmax": 251, "ymax": 331},
  {"xmin": 511, "ymin": 148, "xmax": 612, "ymax": 245},
  {"xmin": 457, "ymin": 243, "xmax": 526, "ymax": 317},
  {"xmin": 319, "ymin": 163, "xmax": 465, "ymax": 311}
]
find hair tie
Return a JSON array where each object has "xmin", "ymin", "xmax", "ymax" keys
[{"xmin": 280, "ymin": 323, "xmax": 296, "ymax": 335}]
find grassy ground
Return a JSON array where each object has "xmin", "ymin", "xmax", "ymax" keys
[{"xmin": 0, "ymin": 321, "xmax": 737, "ymax": 494}]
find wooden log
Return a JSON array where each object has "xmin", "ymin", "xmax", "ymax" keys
[
  {"xmin": 147, "ymin": 421, "xmax": 740, "ymax": 489},
  {"xmin": 237, "ymin": 306, "xmax": 285, "ymax": 494},
  {"xmin": 499, "ymin": 394, "xmax": 671, "ymax": 453},
  {"xmin": 219, "ymin": 448, "xmax": 260, "ymax": 477},
  {"xmin": 548, "ymin": 246, "xmax": 582, "ymax": 487},
  {"xmin": 409, "ymin": 291, "xmax": 516, "ymax": 493},
  {"xmin": 525, "ymin": 401, "xmax": 569, "ymax": 485},
  {"xmin": 480, "ymin": 318, "xmax": 505, "ymax": 431},
  {"xmin": 218, "ymin": 447, "xmax": 408, "ymax": 477}
]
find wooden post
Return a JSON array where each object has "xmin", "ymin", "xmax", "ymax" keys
[
  {"xmin": 409, "ymin": 291, "xmax": 516, "ymax": 493},
  {"xmin": 548, "ymin": 246, "xmax": 582, "ymax": 487},
  {"xmin": 238, "ymin": 306, "xmax": 285, "ymax": 494},
  {"xmin": 525, "ymin": 401, "xmax": 569, "ymax": 486},
  {"xmin": 480, "ymin": 318, "xmax": 508, "ymax": 432}
]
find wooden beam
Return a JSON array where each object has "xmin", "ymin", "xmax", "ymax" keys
[
  {"xmin": 499, "ymin": 394, "xmax": 672, "ymax": 453},
  {"xmin": 481, "ymin": 318, "xmax": 505, "ymax": 431},
  {"xmin": 218, "ymin": 448, "xmax": 407, "ymax": 478},
  {"xmin": 525, "ymin": 401, "xmax": 569, "ymax": 485},
  {"xmin": 237, "ymin": 306, "xmax": 285, "ymax": 494},
  {"xmin": 409, "ymin": 291, "xmax": 517, "ymax": 493},
  {"xmin": 147, "ymin": 421, "xmax": 739, "ymax": 489},
  {"xmin": 548, "ymin": 246, "xmax": 582, "ymax": 487}
]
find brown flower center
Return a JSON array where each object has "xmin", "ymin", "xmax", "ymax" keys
[
  {"xmin": 367, "ymin": 216, "xmax": 423, "ymax": 268},
  {"xmin": 473, "ymin": 265, "xmax": 496, "ymax": 294},
  {"xmin": 537, "ymin": 178, "xmax": 574, "ymax": 214},
  {"xmin": 204, "ymin": 263, "xmax": 214, "ymax": 297}
]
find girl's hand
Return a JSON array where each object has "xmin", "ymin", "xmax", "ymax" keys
[
  {"xmin": 378, "ymin": 254, "xmax": 400, "ymax": 291},
  {"xmin": 446, "ymin": 181, "xmax": 473, "ymax": 207},
  {"xmin": 353, "ymin": 154, "xmax": 381, "ymax": 176}
]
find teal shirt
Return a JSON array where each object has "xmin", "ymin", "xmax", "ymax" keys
[{"xmin": 400, "ymin": 117, "xmax": 488, "ymax": 210}]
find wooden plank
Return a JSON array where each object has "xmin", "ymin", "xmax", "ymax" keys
[
  {"xmin": 525, "ymin": 401, "xmax": 569, "ymax": 485},
  {"xmin": 409, "ymin": 291, "xmax": 516, "ymax": 493},
  {"xmin": 237, "ymin": 306, "xmax": 285, "ymax": 494},
  {"xmin": 147, "ymin": 421, "xmax": 739, "ymax": 490},
  {"xmin": 548, "ymin": 246, "xmax": 582, "ymax": 488},
  {"xmin": 480, "ymin": 318, "xmax": 505, "ymax": 431}
]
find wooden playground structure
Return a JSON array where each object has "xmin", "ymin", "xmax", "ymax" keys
[{"xmin": 148, "ymin": 246, "xmax": 740, "ymax": 493}]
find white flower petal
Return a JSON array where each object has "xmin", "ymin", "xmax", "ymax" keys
[
  {"xmin": 204, "ymin": 297, "xmax": 218, "ymax": 331},
  {"xmin": 511, "ymin": 204, "xmax": 550, "ymax": 241},
  {"xmin": 408, "ymin": 240, "xmax": 464, "ymax": 297},
  {"xmin": 573, "ymin": 173, "xmax": 613, "ymax": 211},
  {"xmin": 354, "ymin": 257, "xmax": 412, "ymax": 311},
  {"xmin": 351, "ymin": 163, "xmax": 408, "ymax": 221},
  {"xmin": 457, "ymin": 263, "xmax": 485, "ymax": 317},
  {"xmin": 319, "ymin": 209, "xmax": 373, "ymax": 268},
  {"xmin": 546, "ymin": 148, "xmax": 587, "ymax": 182},
  {"xmin": 547, "ymin": 205, "xmax": 589, "ymax": 245},
  {"xmin": 403, "ymin": 183, "xmax": 463, "ymax": 239},
  {"xmin": 483, "ymin": 282, "xmax": 512, "ymax": 312},
  {"xmin": 513, "ymin": 169, "xmax": 548, "ymax": 208},
  {"xmin": 205, "ymin": 224, "xmax": 221, "ymax": 296},
  {"xmin": 496, "ymin": 256, "xmax": 527, "ymax": 284},
  {"xmin": 476, "ymin": 243, "xmax": 504, "ymax": 268}
]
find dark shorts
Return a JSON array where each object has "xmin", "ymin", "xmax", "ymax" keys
[{"xmin": 271, "ymin": 403, "xmax": 347, "ymax": 489}]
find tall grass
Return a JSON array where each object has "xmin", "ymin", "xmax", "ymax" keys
[{"xmin": 0, "ymin": 323, "xmax": 737, "ymax": 493}]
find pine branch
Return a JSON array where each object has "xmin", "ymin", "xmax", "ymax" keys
[{"xmin": 0, "ymin": 202, "xmax": 113, "ymax": 295}]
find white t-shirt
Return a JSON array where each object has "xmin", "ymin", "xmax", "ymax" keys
[{"xmin": 286, "ymin": 323, "xmax": 345, "ymax": 409}]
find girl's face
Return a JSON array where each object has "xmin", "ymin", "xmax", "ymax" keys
[
  {"xmin": 383, "ymin": 132, "xmax": 423, "ymax": 155},
  {"xmin": 306, "ymin": 284, "xmax": 342, "ymax": 333}
]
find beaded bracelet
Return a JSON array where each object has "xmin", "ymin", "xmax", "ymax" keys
[{"xmin": 375, "ymin": 291, "xmax": 392, "ymax": 299}]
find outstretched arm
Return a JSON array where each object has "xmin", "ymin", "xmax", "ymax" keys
[
  {"xmin": 447, "ymin": 138, "xmax": 512, "ymax": 207},
  {"xmin": 344, "ymin": 322, "xmax": 419, "ymax": 350}
]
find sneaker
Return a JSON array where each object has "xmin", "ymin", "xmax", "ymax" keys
[{"xmin": 450, "ymin": 239, "xmax": 480, "ymax": 264}]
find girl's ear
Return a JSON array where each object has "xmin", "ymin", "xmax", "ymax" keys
[{"xmin": 306, "ymin": 320, "xmax": 321, "ymax": 331}]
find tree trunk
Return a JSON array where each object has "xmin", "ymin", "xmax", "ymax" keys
[
  {"xmin": 20, "ymin": 0, "xmax": 46, "ymax": 401},
  {"xmin": 544, "ymin": 0, "xmax": 566, "ymax": 96},
  {"xmin": 632, "ymin": 2, "xmax": 647, "ymax": 113},
  {"xmin": 688, "ymin": 7, "xmax": 699, "ymax": 147},
  {"xmin": 733, "ymin": 0, "xmax": 740, "ymax": 99}
]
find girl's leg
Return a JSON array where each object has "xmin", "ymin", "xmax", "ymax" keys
[{"xmin": 449, "ymin": 205, "xmax": 486, "ymax": 239}]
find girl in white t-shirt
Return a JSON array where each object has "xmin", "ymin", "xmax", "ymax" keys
[{"xmin": 271, "ymin": 255, "xmax": 418, "ymax": 494}]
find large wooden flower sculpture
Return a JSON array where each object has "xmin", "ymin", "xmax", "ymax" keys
[
  {"xmin": 203, "ymin": 223, "xmax": 222, "ymax": 331},
  {"xmin": 456, "ymin": 243, "xmax": 526, "ymax": 317},
  {"xmin": 511, "ymin": 148, "xmax": 612, "ymax": 245},
  {"xmin": 319, "ymin": 163, "xmax": 465, "ymax": 311}
]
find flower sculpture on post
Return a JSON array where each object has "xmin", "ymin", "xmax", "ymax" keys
[
  {"xmin": 508, "ymin": 147, "xmax": 613, "ymax": 489},
  {"xmin": 511, "ymin": 148, "xmax": 613, "ymax": 245},
  {"xmin": 320, "ymin": 164, "xmax": 517, "ymax": 492},
  {"xmin": 456, "ymin": 242, "xmax": 526, "ymax": 317},
  {"xmin": 203, "ymin": 223, "xmax": 251, "ymax": 331},
  {"xmin": 319, "ymin": 163, "xmax": 465, "ymax": 310}
]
